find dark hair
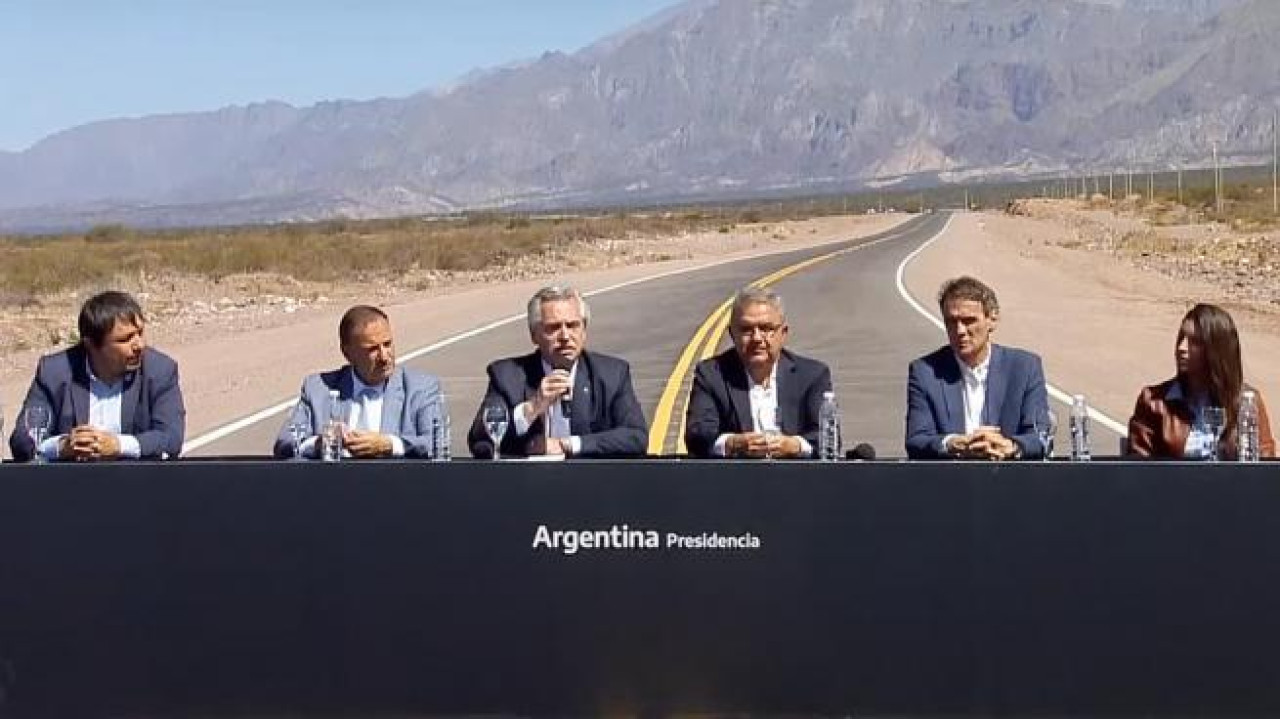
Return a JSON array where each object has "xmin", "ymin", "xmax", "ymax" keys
[
  {"xmin": 937, "ymin": 276, "xmax": 999, "ymax": 317},
  {"xmin": 338, "ymin": 305, "xmax": 389, "ymax": 345},
  {"xmin": 78, "ymin": 291, "xmax": 144, "ymax": 346},
  {"xmin": 1179, "ymin": 303, "xmax": 1244, "ymax": 442}
]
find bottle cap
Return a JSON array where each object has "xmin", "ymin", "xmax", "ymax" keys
[{"xmin": 822, "ymin": 390, "xmax": 835, "ymax": 400}]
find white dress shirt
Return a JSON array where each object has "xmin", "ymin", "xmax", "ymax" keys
[
  {"xmin": 39, "ymin": 362, "xmax": 142, "ymax": 460},
  {"xmin": 939, "ymin": 349, "xmax": 991, "ymax": 455},
  {"xmin": 513, "ymin": 358, "xmax": 583, "ymax": 455}
]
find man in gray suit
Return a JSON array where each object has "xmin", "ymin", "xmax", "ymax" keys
[
  {"xmin": 273, "ymin": 305, "xmax": 448, "ymax": 459},
  {"xmin": 9, "ymin": 290, "xmax": 186, "ymax": 462}
]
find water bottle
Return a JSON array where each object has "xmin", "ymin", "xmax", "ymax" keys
[
  {"xmin": 440, "ymin": 402, "xmax": 452, "ymax": 462},
  {"xmin": 322, "ymin": 389, "xmax": 343, "ymax": 462},
  {"xmin": 1239, "ymin": 390, "xmax": 1260, "ymax": 463},
  {"xmin": 430, "ymin": 416, "xmax": 441, "ymax": 461},
  {"xmin": 818, "ymin": 391, "xmax": 842, "ymax": 461},
  {"xmin": 1069, "ymin": 394, "xmax": 1091, "ymax": 462}
]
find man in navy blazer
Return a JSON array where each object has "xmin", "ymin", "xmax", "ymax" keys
[
  {"xmin": 466, "ymin": 286, "xmax": 646, "ymax": 458},
  {"xmin": 905, "ymin": 276, "xmax": 1047, "ymax": 460},
  {"xmin": 274, "ymin": 305, "xmax": 448, "ymax": 459},
  {"xmin": 9, "ymin": 291, "xmax": 185, "ymax": 462},
  {"xmin": 685, "ymin": 287, "xmax": 832, "ymax": 458}
]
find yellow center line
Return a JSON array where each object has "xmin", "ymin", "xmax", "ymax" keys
[{"xmin": 649, "ymin": 238, "xmax": 890, "ymax": 455}]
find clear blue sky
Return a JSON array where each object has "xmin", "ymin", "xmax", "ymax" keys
[{"xmin": 0, "ymin": 0, "xmax": 681, "ymax": 151}]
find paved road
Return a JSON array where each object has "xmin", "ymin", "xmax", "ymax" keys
[{"xmin": 190, "ymin": 212, "xmax": 1120, "ymax": 458}]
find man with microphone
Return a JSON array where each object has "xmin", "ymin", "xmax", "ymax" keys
[{"xmin": 466, "ymin": 285, "xmax": 647, "ymax": 458}]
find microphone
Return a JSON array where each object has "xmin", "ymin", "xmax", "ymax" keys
[
  {"xmin": 845, "ymin": 443, "xmax": 877, "ymax": 461},
  {"xmin": 550, "ymin": 357, "xmax": 574, "ymax": 421}
]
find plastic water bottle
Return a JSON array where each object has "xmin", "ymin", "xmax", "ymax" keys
[
  {"xmin": 818, "ymin": 391, "xmax": 842, "ymax": 461},
  {"xmin": 1239, "ymin": 390, "xmax": 1260, "ymax": 463},
  {"xmin": 439, "ymin": 398, "xmax": 452, "ymax": 462},
  {"xmin": 322, "ymin": 389, "xmax": 343, "ymax": 462},
  {"xmin": 1069, "ymin": 394, "xmax": 1091, "ymax": 462},
  {"xmin": 430, "ymin": 416, "xmax": 442, "ymax": 461}
]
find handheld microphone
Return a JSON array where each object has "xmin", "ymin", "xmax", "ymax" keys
[
  {"xmin": 845, "ymin": 443, "xmax": 877, "ymax": 461},
  {"xmin": 550, "ymin": 357, "xmax": 574, "ymax": 421},
  {"xmin": 472, "ymin": 440, "xmax": 495, "ymax": 460}
]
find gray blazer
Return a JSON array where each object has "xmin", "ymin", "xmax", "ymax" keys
[
  {"xmin": 8, "ymin": 345, "xmax": 186, "ymax": 462},
  {"xmin": 272, "ymin": 365, "xmax": 448, "ymax": 459}
]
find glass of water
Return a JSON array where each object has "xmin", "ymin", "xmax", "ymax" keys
[
  {"xmin": 482, "ymin": 403, "xmax": 509, "ymax": 460},
  {"xmin": 1202, "ymin": 406, "xmax": 1226, "ymax": 462},
  {"xmin": 287, "ymin": 421, "xmax": 308, "ymax": 460},
  {"xmin": 25, "ymin": 404, "xmax": 51, "ymax": 464},
  {"xmin": 1035, "ymin": 407, "xmax": 1057, "ymax": 461}
]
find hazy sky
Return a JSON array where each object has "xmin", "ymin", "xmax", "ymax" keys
[{"xmin": 0, "ymin": 0, "xmax": 681, "ymax": 151}]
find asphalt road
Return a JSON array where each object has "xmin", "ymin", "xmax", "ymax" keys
[{"xmin": 190, "ymin": 211, "xmax": 1120, "ymax": 458}]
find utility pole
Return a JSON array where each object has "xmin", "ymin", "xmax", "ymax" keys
[
  {"xmin": 1213, "ymin": 141, "xmax": 1222, "ymax": 215},
  {"xmin": 1148, "ymin": 170, "xmax": 1154, "ymax": 202},
  {"xmin": 1273, "ymin": 108, "xmax": 1278, "ymax": 215},
  {"xmin": 1109, "ymin": 172, "xmax": 1114, "ymax": 201},
  {"xmin": 1177, "ymin": 164, "xmax": 1183, "ymax": 206}
]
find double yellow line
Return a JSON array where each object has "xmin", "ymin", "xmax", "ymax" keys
[{"xmin": 646, "ymin": 240, "xmax": 893, "ymax": 455}]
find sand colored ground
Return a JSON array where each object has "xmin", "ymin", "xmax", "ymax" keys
[
  {"xmin": 0, "ymin": 214, "xmax": 903, "ymax": 454},
  {"xmin": 904, "ymin": 211, "xmax": 1280, "ymax": 436}
]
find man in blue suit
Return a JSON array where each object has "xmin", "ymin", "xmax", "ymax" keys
[
  {"xmin": 273, "ymin": 305, "xmax": 448, "ymax": 459},
  {"xmin": 905, "ymin": 276, "xmax": 1047, "ymax": 460},
  {"xmin": 9, "ymin": 291, "xmax": 186, "ymax": 462}
]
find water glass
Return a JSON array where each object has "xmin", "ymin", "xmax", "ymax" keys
[
  {"xmin": 1202, "ymin": 406, "xmax": 1226, "ymax": 462},
  {"xmin": 25, "ymin": 405, "xmax": 51, "ymax": 464},
  {"xmin": 286, "ymin": 422, "xmax": 308, "ymax": 460},
  {"xmin": 482, "ymin": 404, "xmax": 509, "ymax": 460},
  {"xmin": 1035, "ymin": 407, "xmax": 1058, "ymax": 461}
]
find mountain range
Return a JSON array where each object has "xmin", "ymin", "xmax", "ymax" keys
[{"xmin": 2, "ymin": 0, "xmax": 1278, "ymax": 231}]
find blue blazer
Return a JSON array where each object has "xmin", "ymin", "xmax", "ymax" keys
[
  {"xmin": 273, "ymin": 365, "xmax": 447, "ymax": 459},
  {"xmin": 466, "ymin": 350, "xmax": 647, "ymax": 458},
  {"xmin": 905, "ymin": 344, "xmax": 1046, "ymax": 460},
  {"xmin": 684, "ymin": 348, "xmax": 832, "ymax": 458},
  {"xmin": 8, "ymin": 345, "xmax": 186, "ymax": 462}
]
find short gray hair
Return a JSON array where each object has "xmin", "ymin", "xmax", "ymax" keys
[
  {"xmin": 730, "ymin": 286, "xmax": 785, "ymax": 324},
  {"xmin": 526, "ymin": 285, "xmax": 591, "ymax": 332}
]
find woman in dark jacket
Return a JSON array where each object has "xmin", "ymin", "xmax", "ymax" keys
[{"xmin": 1128, "ymin": 303, "xmax": 1275, "ymax": 459}]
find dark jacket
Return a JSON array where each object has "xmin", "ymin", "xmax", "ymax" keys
[
  {"xmin": 8, "ymin": 345, "xmax": 186, "ymax": 461},
  {"xmin": 683, "ymin": 348, "xmax": 832, "ymax": 458},
  {"xmin": 466, "ymin": 350, "xmax": 647, "ymax": 458}
]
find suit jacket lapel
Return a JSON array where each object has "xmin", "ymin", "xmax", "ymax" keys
[
  {"xmin": 380, "ymin": 366, "xmax": 406, "ymax": 433},
  {"xmin": 569, "ymin": 353, "xmax": 592, "ymax": 436},
  {"xmin": 983, "ymin": 345, "xmax": 1007, "ymax": 428},
  {"xmin": 69, "ymin": 348, "xmax": 90, "ymax": 427},
  {"xmin": 776, "ymin": 353, "xmax": 799, "ymax": 435},
  {"xmin": 941, "ymin": 352, "xmax": 965, "ymax": 434},
  {"xmin": 726, "ymin": 356, "xmax": 754, "ymax": 433},
  {"xmin": 120, "ymin": 370, "xmax": 141, "ymax": 433}
]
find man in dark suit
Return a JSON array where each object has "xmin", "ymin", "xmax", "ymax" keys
[
  {"xmin": 9, "ymin": 290, "xmax": 186, "ymax": 462},
  {"xmin": 272, "ymin": 305, "xmax": 448, "ymax": 459},
  {"xmin": 905, "ymin": 276, "xmax": 1047, "ymax": 460},
  {"xmin": 467, "ymin": 286, "xmax": 646, "ymax": 458},
  {"xmin": 684, "ymin": 287, "xmax": 832, "ymax": 458}
]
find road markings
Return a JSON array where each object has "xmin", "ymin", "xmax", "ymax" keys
[
  {"xmin": 648, "ymin": 220, "xmax": 928, "ymax": 455},
  {"xmin": 182, "ymin": 218, "xmax": 913, "ymax": 454},
  {"xmin": 892, "ymin": 213, "xmax": 1127, "ymax": 436}
]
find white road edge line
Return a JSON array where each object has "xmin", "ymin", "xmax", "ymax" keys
[
  {"xmin": 892, "ymin": 212, "xmax": 1127, "ymax": 436},
  {"xmin": 183, "ymin": 218, "xmax": 915, "ymax": 453}
]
